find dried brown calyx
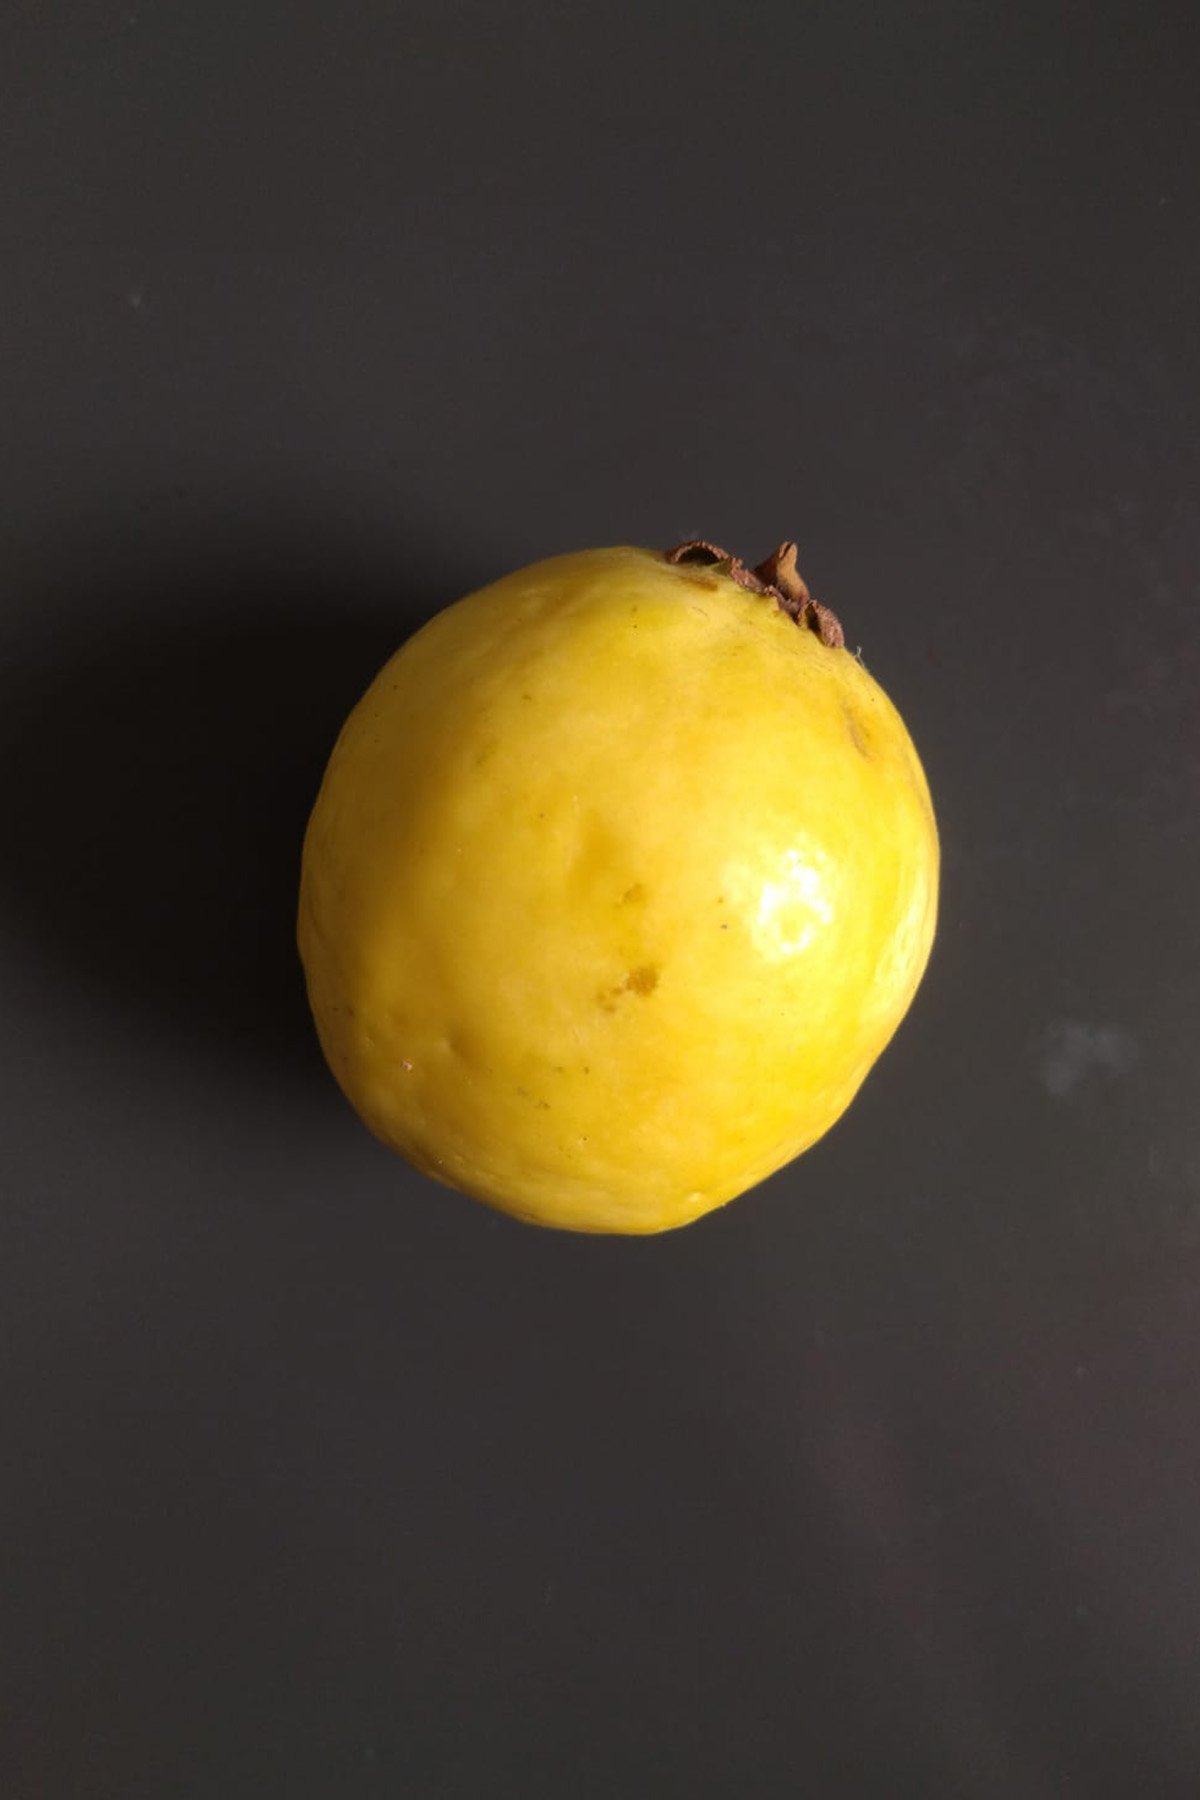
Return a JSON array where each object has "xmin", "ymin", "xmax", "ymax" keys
[{"xmin": 664, "ymin": 539, "xmax": 845, "ymax": 649}]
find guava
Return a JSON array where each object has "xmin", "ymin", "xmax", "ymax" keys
[{"xmin": 298, "ymin": 539, "xmax": 938, "ymax": 1233}]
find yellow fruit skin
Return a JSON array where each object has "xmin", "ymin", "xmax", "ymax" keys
[{"xmin": 298, "ymin": 546, "xmax": 938, "ymax": 1233}]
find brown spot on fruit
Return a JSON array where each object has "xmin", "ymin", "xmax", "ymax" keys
[
  {"xmin": 620, "ymin": 882, "xmax": 647, "ymax": 906},
  {"xmin": 595, "ymin": 963, "xmax": 661, "ymax": 1010}
]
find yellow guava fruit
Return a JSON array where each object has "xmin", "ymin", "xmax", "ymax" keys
[{"xmin": 298, "ymin": 540, "xmax": 938, "ymax": 1233}]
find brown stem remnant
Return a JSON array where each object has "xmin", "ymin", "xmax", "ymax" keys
[{"xmin": 665, "ymin": 538, "xmax": 845, "ymax": 649}]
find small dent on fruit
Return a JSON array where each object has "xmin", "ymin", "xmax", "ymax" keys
[
  {"xmin": 620, "ymin": 882, "xmax": 647, "ymax": 906},
  {"xmin": 841, "ymin": 703, "xmax": 871, "ymax": 757}
]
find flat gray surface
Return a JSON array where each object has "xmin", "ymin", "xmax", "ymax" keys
[{"xmin": 3, "ymin": 3, "xmax": 1200, "ymax": 1795}]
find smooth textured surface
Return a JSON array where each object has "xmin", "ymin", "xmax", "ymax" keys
[
  {"xmin": 2, "ymin": 2, "xmax": 1199, "ymax": 1794},
  {"xmin": 300, "ymin": 546, "xmax": 937, "ymax": 1231}
]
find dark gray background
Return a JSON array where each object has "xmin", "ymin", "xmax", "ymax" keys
[{"xmin": 3, "ymin": 2, "xmax": 1199, "ymax": 1795}]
